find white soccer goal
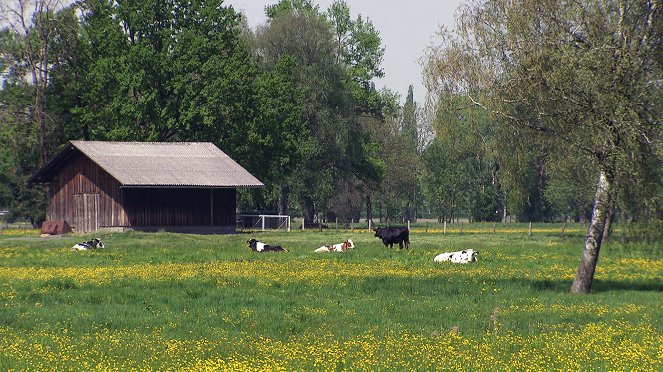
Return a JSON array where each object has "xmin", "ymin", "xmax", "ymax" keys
[{"xmin": 238, "ymin": 214, "xmax": 291, "ymax": 231}]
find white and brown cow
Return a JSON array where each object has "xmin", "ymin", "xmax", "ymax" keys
[
  {"xmin": 314, "ymin": 239, "xmax": 355, "ymax": 253},
  {"xmin": 434, "ymin": 249, "xmax": 478, "ymax": 263}
]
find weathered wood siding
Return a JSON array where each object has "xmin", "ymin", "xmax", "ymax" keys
[
  {"xmin": 47, "ymin": 150, "xmax": 237, "ymax": 232},
  {"xmin": 48, "ymin": 152, "xmax": 128, "ymax": 232},
  {"xmin": 123, "ymin": 188, "xmax": 236, "ymax": 227}
]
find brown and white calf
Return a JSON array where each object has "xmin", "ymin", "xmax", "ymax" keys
[{"xmin": 314, "ymin": 239, "xmax": 355, "ymax": 253}]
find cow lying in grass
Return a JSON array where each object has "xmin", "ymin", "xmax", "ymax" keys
[
  {"xmin": 434, "ymin": 249, "xmax": 478, "ymax": 263},
  {"xmin": 247, "ymin": 239, "xmax": 287, "ymax": 252},
  {"xmin": 314, "ymin": 239, "xmax": 355, "ymax": 253},
  {"xmin": 72, "ymin": 238, "xmax": 105, "ymax": 251}
]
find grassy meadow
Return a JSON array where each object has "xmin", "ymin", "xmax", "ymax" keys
[{"xmin": 0, "ymin": 224, "xmax": 661, "ymax": 370}]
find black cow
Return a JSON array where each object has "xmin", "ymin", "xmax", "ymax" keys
[
  {"xmin": 247, "ymin": 238, "xmax": 287, "ymax": 252},
  {"xmin": 373, "ymin": 227, "xmax": 410, "ymax": 249}
]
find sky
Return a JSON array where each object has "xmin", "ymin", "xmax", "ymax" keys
[{"xmin": 224, "ymin": 0, "xmax": 464, "ymax": 104}]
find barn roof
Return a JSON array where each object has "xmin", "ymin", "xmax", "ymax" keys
[{"xmin": 29, "ymin": 141, "xmax": 264, "ymax": 188}]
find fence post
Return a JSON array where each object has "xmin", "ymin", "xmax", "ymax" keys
[
  {"xmin": 302, "ymin": 216, "xmax": 305, "ymax": 231},
  {"xmin": 407, "ymin": 220, "xmax": 410, "ymax": 231},
  {"xmin": 336, "ymin": 217, "xmax": 338, "ymax": 231},
  {"xmin": 492, "ymin": 223, "xmax": 496, "ymax": 234},
  {"xmin": 261, "ymin": 215, "xmax": 265, "ymax": 231},
  {"xmin": 351, "ymin": 219, "xmax": 354, "ymax": 232},
  {"xmin": 443, "ymin": 221, "xmax": 447, "ymax": 234},
  {"xmin": 560, "ymin": 221, "xmax": 566, "ymax": 237},
  {"xmin": 528, "ymin": 222, "xmax": 532, "ymax": 236},
  {"xmin": 460, "ymin": 221, "xmax": 464, "ymax": 235},
  {"xmin": 368, "ymin": 218, "xmax": 371, "ymax": 232}
]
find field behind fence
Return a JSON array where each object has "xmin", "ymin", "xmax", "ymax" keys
[
  {"xmin": 0, "ymin": 227, "xmax": 661, "ymax": 370},
  {"xmin": 253, "ymin": 220, "xmax": 596, "ymax": 238}
]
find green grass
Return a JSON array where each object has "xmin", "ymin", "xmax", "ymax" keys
[{"xmin": 0, "ymin": 227, "xmax": 661, "ymax": 370}]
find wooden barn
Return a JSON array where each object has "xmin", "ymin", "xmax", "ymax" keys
[{"xmin": 29, "ymin": 141, "xmax": 263, "ymax": 233}]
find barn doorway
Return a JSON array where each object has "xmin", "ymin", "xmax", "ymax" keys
[{"xmin": 73, "ymin": 193, "xmax": 99, "ymax": 232}]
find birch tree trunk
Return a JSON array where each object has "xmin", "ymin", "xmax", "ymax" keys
[{"xmin": 570, "ymin": 167, "xmax": 614, "ymax": 294}]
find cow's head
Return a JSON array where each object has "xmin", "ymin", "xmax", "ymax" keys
[
  {"xmin": 342, "ymin": 239, "xmax": 355, "ymax": 251},
  {"xmin": 247, "ymin": 239, "xmax": 257, "ymax": 249},
  {"xmin": 373, "ymin": 227, "xmax": 382, "ymax": 237}
]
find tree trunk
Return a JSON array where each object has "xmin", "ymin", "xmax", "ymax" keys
[
  {"xmin": 412, "ymin": 184, "xmax": 417, "ymax": 222},
  {"xmin": 278, "ymin": 186, "xmax": 289, "ymax": 216},
  {"xmin": 365, "ymin": 194, "xmax": 372, "ymax": 223},
  {"xmin": 302, "ymin": 196, "xmax": 315, "ymax": 224},
  {"xmin": 502, "ymin": 190, "xmax": 509, "ymax": 223},
  {"xmin": 570, "ymin": 168, "xmax": 614, "ymax": 294}
]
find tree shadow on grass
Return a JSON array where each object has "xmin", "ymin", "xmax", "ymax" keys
[{"xmin": 531, "ymin": 279, "xmax": 663, "ymax": 293}]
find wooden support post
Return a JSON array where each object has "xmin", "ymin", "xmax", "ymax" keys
[
  {"xmin": 528, "ymin": 222, "xmax": 532, "ymax": 236},
  {"xmin": 443, "ymin": 221, "xmax": 447, "ymax": 234}
]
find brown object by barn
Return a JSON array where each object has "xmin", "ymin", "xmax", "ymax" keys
[
  {"xmin": 40, "ymin": 220, "xmax": 71, "ymax": 235},
  {"xmin": 28, "ymin": 141, "xmax": 264, "ymax": 234}
]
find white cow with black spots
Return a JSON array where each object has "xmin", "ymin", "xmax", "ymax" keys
[
  {"xmin": 434, "ymin": 249, "xmax": 478, "ymax": 263},
  {"xmin": 72, "ymin": 238, "xmax": 105, "ymax": 251}
]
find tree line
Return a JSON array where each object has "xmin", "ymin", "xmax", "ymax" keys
[{"xmin": 1, "ymin": 0, "xmax": 661, "ymax": 247}]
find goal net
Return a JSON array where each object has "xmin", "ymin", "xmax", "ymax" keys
[{"xmin": 238, "ymin": 214, "xmax": 291, "ymax": 231}]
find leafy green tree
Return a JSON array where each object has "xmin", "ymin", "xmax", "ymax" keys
[
  {"xmin": 425, "ymin": 0, "xmax": 662, "ymax": 293},
  {"xmin": 326, "ymin": 0, "xmax": 384, "ymax": 116},
  {"xmin": 400, "ymin": 85, "xmax": 421, "ymax": 221},
  {"xmin": 265, "ymin": 0, "xmax": 318, "ymax": 19},
  {"xmin": 422, "ymin": 138, "xmax": 462, "ymax": 222},
  {"xmin": 51, "ymin": 0, "xmax": 257, "ymax": 152},
  {"xmin": 422, "ymin": 95, "xmax": 501, "ymax": 223},
  {"xmin": 1, "ymin": 2, "xmax": 78, "ymax": 223},
  {"xmin": 249, "ymin": 55, "xmax": 309, "ymax": 215},
  {"xmin": 0, "ymin": 81, "xmax": 46, "ymax": 224},
  {"xmin": 544, "ymin": 150, "xmax": 596, "ymax": 222},
  {"xmin": 0, "ymin": 0, "xmax": 72, "ymax": 166},
  {"xmin": 253, "ymin": 1, "xmax": 384, "ymax": 223}
]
